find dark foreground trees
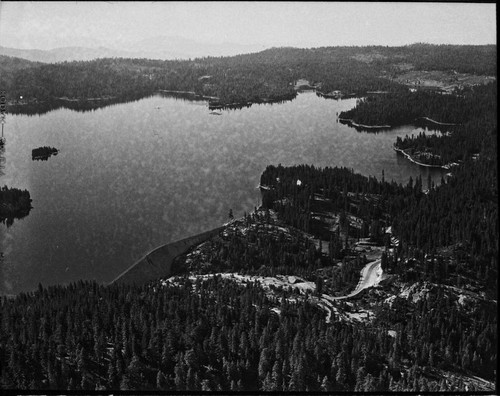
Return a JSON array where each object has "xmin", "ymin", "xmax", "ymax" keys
[{"xmin": 1, "ymin": 276, "xmax": 495, "ymax": 391}]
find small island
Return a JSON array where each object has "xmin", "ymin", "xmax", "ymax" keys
[
  {"xmin": 0, "ymin": 185, "xmax": 32, "ymax": 225},
  {"xmin": 32, "ymin": 146, "xmax": 58, "ymax": 161}
]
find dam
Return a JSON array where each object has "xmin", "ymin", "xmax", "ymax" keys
[{"xmin": 111, "ymin": 226, "xmax": 225, "ymax": 286}]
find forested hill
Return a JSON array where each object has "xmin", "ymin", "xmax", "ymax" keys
[
  {"xmin": 386, "ymin": 43, "xmax": 496, "ymax": 75},
  {"xmin": 339, "ymin": 81, "xmax": 497, "ymax": 167},
  {"xmin": 340, "ymin": 83, "xmax": 496, "ymax": 126},
  {"xmin": 1, "ymin": 86, "xmax": 497, "ymax": 390},
  {"xmin": 0, "ymin": 112, "xmax": 497, "ymax": 391},
  {"xmin": 1, "ymin": 158, "xmax": 496, "ymax": 391},
  {"xmin": 0, "ymin": 44, "xmax": 497, "ymax": 391},
  {"xmin": 0, "ymin": 44, "xmax": 496, "ymax": 109}
]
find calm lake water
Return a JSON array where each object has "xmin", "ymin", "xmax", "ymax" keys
[{"xmin": 0, "ymin": 91, "xmax": 445, "ymax": 294}]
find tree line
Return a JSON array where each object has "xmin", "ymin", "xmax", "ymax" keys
[
  {"xmin": 0, "ymin": 154, "xmax": 496, "ymax": 390},
  {"xmin": 259, "ymin": 158, "xmax": 497, "ymax": 296},
  {"xmin": 0, "ymin": 43, "xmax": 496, "ymax": 391},
  {"xmin": 340, "ymin": 82, "xmax": 496, "ymax": 127},
  {"xmin": 1, "ymin": 44, "xmax": 495, "ymax": 111},
  {"xmin": 1, "ymin": 275, "xmax": 494, "ymax": 391},
  {"xmin": 343, "ymin": 82, "xmax": 496, "ymax": 167}
]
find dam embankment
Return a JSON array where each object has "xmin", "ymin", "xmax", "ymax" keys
[{"xmin": 111, "ymin": 226, "xmax": 225, "ymax": 286}]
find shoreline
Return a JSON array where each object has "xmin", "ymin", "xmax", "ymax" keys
[
  {"xmin": 160, "ymin": 89, "xmax": 296, "ymax": 110},
  {"xmin": 11, "ymin": 94, "xmax": 148, "ymax": 106},
  {"xmin": 9, "ymin": 90, "xmax": 298, "ymax": 114},
  {"xmin": 57, "ymin": 96, "xmax": 117, "ymax": 102},
  {"xmin": 339, "ymin": 115, "xmax": 460, "ymax": 131},
  {"xmin": 209, "ymin": 93, "xmax": 297, "ymax": 110},
  {"xmin": 159, "ymin": 89, "xmax": 219, "ymax": 101},
  {"xmin": 393, "ymin": 146, "xmax": 449, "ymax": 169},
  {"xmin": 111, "ymin": 226, "xmax": 225, "ymax": 286},
  {"xmin": 317, "ymin": 91, "xmax": 342, "ymax": 99},
  {"xmin": 417, "ymin": 116, "xmax": 460, "ymax": 126},
  {"xmin": 338, "ymin": 117, "xmax": 391, "ymax": 129}
]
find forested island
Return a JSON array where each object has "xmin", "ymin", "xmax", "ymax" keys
[
  {"xmin": 0, "ymin": 43, "xmax": 497, "ymax": 391},
  {"xmin": 32, "ymin": 146, "xmax": 58, "ymax": 161},
  {"xmin": 0, "ymin": 185, "xmax": 32, "ymax": 226}
]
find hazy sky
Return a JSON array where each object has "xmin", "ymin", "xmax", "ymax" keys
[{"xmin": 0, "ymin": 2, "xmax": 496, "ymax": 50}]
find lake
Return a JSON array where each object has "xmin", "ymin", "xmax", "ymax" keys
[{"xmin": 0, "ymin": 91, "xmax": 445, "ymax": 295}]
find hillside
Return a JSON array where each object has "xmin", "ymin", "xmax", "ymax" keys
[
  {"xmin": 0, "ymin": 44, "xmax": 495, "ymax": 113},
  {"xmin": 0, "ymin": 38, "xmax": 266, "ymax": 63},
  {"xmin": 1, "ymin": 157, "xmax": 496, "ymax": 391},
  {"xmin": 0, "ymin": 46, "xmax": 138, "ymax": 63},
  {"xmin": 0, "ymin": 43, "xmax": 496, "ymax": 392}
]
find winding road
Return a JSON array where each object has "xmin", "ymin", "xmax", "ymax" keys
[
  {"xmin": 319, "ymin": 259, "xmax": 383, "ymax": 323},
  {"xmin": 331, "ymin": 259, "xmax": 383, "ymax": 300}
]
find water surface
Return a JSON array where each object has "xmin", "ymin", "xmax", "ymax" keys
[{"xmin": 0, "ymin": 92, "xmax": 444, "ymax": 294}]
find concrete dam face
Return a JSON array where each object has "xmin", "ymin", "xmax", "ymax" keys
[{"xmin": 111, "ymin": 226, "xmax": 224, "ymax": 286}]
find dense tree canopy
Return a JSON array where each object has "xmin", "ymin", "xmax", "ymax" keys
[
  {"xmin": 1, "ymin": 44, "xmax": 495, "ymax": 110},
  {"xmin": 0, "ymin": 43, "xmax": 496, "ymax": 392}
]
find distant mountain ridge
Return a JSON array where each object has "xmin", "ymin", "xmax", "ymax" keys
[
  {"xmin": 123, "ymin": 35, "xmax": 266, "ymax": 59},
  {"xmin": 0, "ymin": 37, "xmax": 267, "ymax": 63},
  {"xmin": 0, "ymin": 46, "xmax": 139, "ymax": 63}
]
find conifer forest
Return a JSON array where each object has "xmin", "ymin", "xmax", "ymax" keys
[{"xmin": 0, "ymin": 32, "xmax": 497, "ymax": 393}]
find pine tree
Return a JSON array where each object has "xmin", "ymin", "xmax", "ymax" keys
[
  {"xmin": 156, "ymin": 370, "xmax": 167, "ymax": 390},
  {"xmin": 120, "ymin": 374, "xmax": 131, "ymax": 390},
  {"xmin": 174, "ymin": 359, "xmax": 187, "ymax": 390},
  {"xmin": 186, "ymin": 367, "xmax": 198, "ymax": 390},
  {"xmin": 335, "ymin": 364, "xmax": 347, "ymax": 390},
  {"xmin": 288, "ymin": 356, "xmax": 306, "ymax": 391},
  {"xmin": 258, "ymin": 347, "xmax": 271, "ymax": 380},
  {"xmin": 320, "ymin": 375, "xmax": 332, "ymax": 391},
  {"xmin": 271, "ymin": 359, "xmax": 283, "ymax": 391},
  {"xmin": 261, "ymin": 372, "xmax": 274, "ymax": 391},
  {"xmin": 354, "ymin": 367, "xmax": 366, "ymax": 391},
  {"xmin": 201, "ymin": 379, "xmax": 211, "ymax": 391}
]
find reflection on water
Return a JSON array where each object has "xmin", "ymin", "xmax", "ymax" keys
[
  {"xmin": 0, "ymin": 161, "xmax": 32, "ymax": 228},
  {"xmin": 0, "ymin": 91, "xmax": 445, "ymax": 294},
  {"xmin": 1, "ymin": 209, "xmax": 31, "ymax": 228},
  {"xmin": 6, "ymin": 94, "xmax": 149, "ymax": 117}
]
